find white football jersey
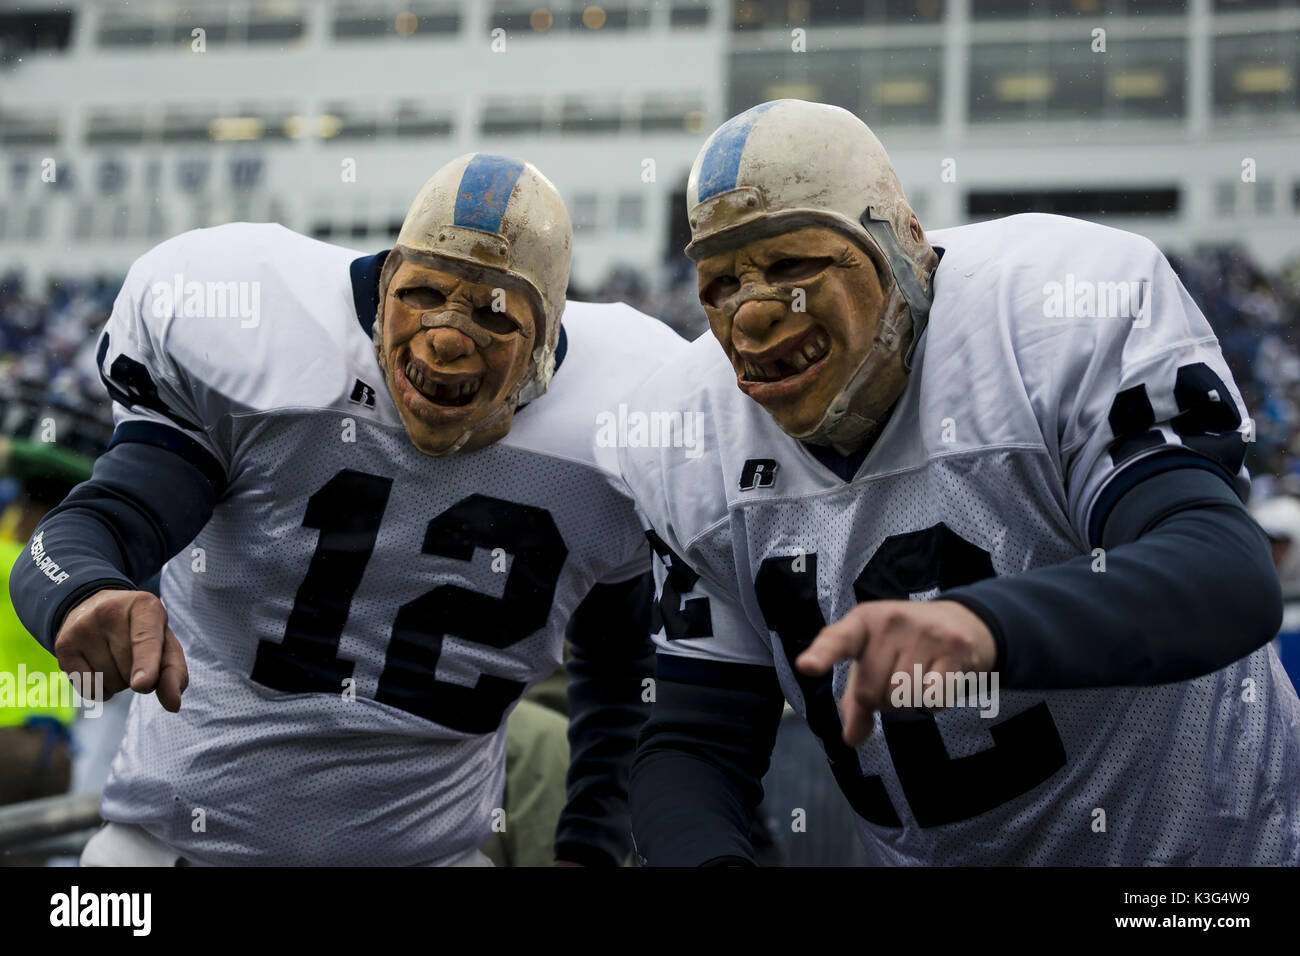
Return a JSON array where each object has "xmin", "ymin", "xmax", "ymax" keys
[
  {"xmin": 620, "ymin": 213, "xmax": 1300, "ymax": 865},
  {"xmin": 95, "ymin": 222, "xmax": 685, "ymax": 865}
]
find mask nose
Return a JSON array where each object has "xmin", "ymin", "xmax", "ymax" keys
[
  {"xmin": 732, "ymin": 273, "xmax": 791, "ymax": 342},
  {"xmin": 427, "ymin": 325, "xmax": 474, "ymax": 363}
]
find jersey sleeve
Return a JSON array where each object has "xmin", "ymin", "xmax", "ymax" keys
[
  {"xmin": 95, "ymin": 238, "xmax": 236, "ymax": 481},
  {"xmin": 1016, "ymin": 232, "xmax": 1249, "ymax": 546},
  {"xmin": 617, "ymin": 441, "xmax": 773, "ymax": 668}
]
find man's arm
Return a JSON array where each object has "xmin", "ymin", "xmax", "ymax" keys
[
  {"xmin": 11, "ymin": 425, "xmax": 223, "ymax": 650},
  {"xmin": 944, "ymin": 464, "xmax": 1280, "ymax": 688},
  {"xmin": 9, "ymin": 427, "xmax": 221, "ymax": 709},
  {"xmin": 799, "ymin": 464, "xmax": 1283, "ymax": 748},
  {"xmin": 553, "ymin": 571, "xmax": 655, "ymax": 866},
  {"xmin": 630, "ymin": 654, "xmax": 785, "ymax": 866}
]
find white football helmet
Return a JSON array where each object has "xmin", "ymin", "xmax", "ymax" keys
[
  {"xmin": 685, "ymin": 99, "xmax": 938, "ymax": 449},
  {"xmin": 382, "ymin": 152, "xmax": 573, "ymax": 403}
]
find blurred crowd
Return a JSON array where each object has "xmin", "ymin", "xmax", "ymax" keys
[
  {"xmin": 1164, "ymin": 249, "xmax": 1300, "ymax": 498},
  {"xmin": 0, "ymin": 271, "xmax": 118, "ymax": 457}
]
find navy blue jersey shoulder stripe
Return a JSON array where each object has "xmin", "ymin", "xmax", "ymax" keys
[
  {"xmin": 350, "ymin": 250, "xmax": 389, "ymax": 337},
  {"xmin": 696, "ymin": 101, "xmax": 778, "ymax": 202},
  {"xmin": 454, "ymin": 154, "xmax": 525, "ymax": 233},
  {"xmin": 109, "ymin": 420, "xmax": 228, "ymax": 496}
]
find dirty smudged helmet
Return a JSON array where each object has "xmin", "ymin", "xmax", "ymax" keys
[
  {"xmin": 380, "ymin": 152, "xmax": 573, "ymax": 406},
  {"xmin": 685, "ymin": 100, "xmax": 937, "ymax": 450}
]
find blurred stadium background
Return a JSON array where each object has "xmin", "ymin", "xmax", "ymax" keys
[{"xmin": 1, "ymin": 0, "xmax": 1298, "ymax": 864}]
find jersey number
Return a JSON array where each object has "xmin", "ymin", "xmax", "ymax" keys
[
  {"xmin": 754, "ymin": 523, "xmax": 1066, "ymax": 828},
  {"xmin": 250, "ymin": 469, "xmax": 568, "ymax": 733}
]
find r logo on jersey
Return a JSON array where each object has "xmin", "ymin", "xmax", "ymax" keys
[
  {"xmin": 349, "ymin": 378, "xmax": 377, "ymax": 408},
  {"xmin": 740, "ymin": 458, "xmax": 779, "ymax": 490}
]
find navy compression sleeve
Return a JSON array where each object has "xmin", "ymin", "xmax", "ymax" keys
[
  {"xmin": 629, "ymin": 654, "xmax": 785, "ymax": 867},
  {"xmin": 945, "ymin": 465, "xmax": 1281, "ymax": 689},
  {"xmin": 9, "ymin": 425, "xmax": 223, "ymax": 650},
  {"xmin": 556, "ymin": 570, "xmax": 655, "ymax": 866}
]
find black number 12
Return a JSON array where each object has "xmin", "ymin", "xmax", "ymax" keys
[{"xmin": 251, "ymin": 469, "xmax": 568, "ymax": 734}]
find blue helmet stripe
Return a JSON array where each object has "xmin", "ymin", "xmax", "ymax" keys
[
  {"xmin": 696, "ymin": 101, "xmax": 779, "ymax": 202},
  {"xmin": 454, "ymin": 154, "xmax": 526, "ymax": 233}
]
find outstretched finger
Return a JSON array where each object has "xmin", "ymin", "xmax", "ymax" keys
[
  {"xmin": 127, "ymin": 598, "xmax": 168, "ymax": 693},
  {"xmin": 797, "ymin": 605, "xmax": 876, "ymax": 675},
  {"xmin": 156, "ymin": 626, "xmax": 188, "ymax": 713}
]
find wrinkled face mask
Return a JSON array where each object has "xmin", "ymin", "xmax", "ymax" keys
[
  {"xmin": 378, "ymin": 256, "xmax": 537, "ymax": 457},
  {"xmin": 696, "ymin": 225, "xmax": 912, "ymax": 453}
]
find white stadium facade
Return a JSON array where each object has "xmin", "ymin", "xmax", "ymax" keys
[{"xmin": 0, "ymin": 0, "xmax": 1296, "ymax": 288}]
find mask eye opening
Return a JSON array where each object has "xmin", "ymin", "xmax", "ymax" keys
[
  {"xmin": 764, "ymin": 256, "xmax": 834, "ymax": 285},
  {"xmin": 472, "ymin": 305, "xmax": 522, "ymax": 336},
  {"xmin": 397, "ymin": 286, "xmax": 447, "ymax": 311},
  {"xmin": 700, "ymin": 275, "xmax": 740, "ymax": 309}
]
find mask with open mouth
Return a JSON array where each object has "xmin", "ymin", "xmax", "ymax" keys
[
  {"xmin": 378, "ymin": 254, "xmax": 537, "ymax": 456},
  {"xmin": 697, "ymin": 226, "xmax": 910, "ymax": 450},
  {"xmin": 685, "ymin": 99, "xmax": 939, "ymax": 455},
  {"xmin": 373, "ymin": 152, "xmax": 572, "ymax": 457}
]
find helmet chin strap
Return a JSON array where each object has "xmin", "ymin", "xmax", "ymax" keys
[
  {"xmin": 796, "ymin": 282, "xmax": 910, "ymax": 456},
  {"xmin": 796, "ymin": 208, "xmax": 934, "ymax": 455}
]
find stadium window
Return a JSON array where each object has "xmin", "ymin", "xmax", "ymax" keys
[
  {"xmin": 1124, "ymin": 0, "xmax": 1186, "ymax": 12},
  {"xmin": 1255, "ymin": 180, "xmax": 1276, "ymax": 215},
  {"xmin": 641, "ymin": 94, "xmax": 706, "ymax": 133},
  {"xmin": 23, "ymin": 206, "xmax": 42, "ymax": 241},
  {"xmin": 85, "ymin": 111, "xmax": 150, "ymax": 146},
  {"xmin": 970, "ymin": 42, "xmax": 1104, "ymax": 122},
  {"xmin": 335, "ymin": 1, "xmax": 461, "ymax": 39},
  {"xmin": 1214, "ymin": 0, "xmax": 1287, "ymax": 11},
  {"xmin": 490, "ymin": 2, "xmax": 547, "ymax": 33},
  {"xmin": 966, "ymin": 187, "xmax": 1180, "ymax": 218},
  {"xmin": 481, "ymin": 99, "xmax": 546, "ymax": 136},
  {"xmin": 616, "ymin": 194, "xmax": 645, "ymax": 231},
  {"xmin": 572, "ymin": 194, "xmax": 600, "ymax": 233},
  {"xmin": 311, "ymin": 222, "xmax": 334, "ymax": 241},
  {"xmin": 246, "ymin": 16, "xmax": 307, "ymax": 44},
  {"xmin": 97, "ymin": 15, "xmax": 163, "ymax": 47},
  {"xmin": 735, "ymin": 0, "xmax": 942, "ymax": 27},
  {"xmin": 1103, "ymin": 38, "xmax": 1186, "ymax": 119},
  {"xmin": 1212, "ymin": 32, "xmax": 1300, "ymax": 118},
  {"xmin": 168, "ymin": 22, "xmax": 230, "ymax": 45},
  {"xmin": 670, "ymin": 3, "xmax": 711, "ymax": 26},
  {"xmin": 866, "ymin": 49, "xmax": 942, "ymax": 126},
  {"xmin": 1294, "ymin": 182, "xmax": 1300, "ymax": 213},
  {"xmin": 0, "ymin": 111, "xmax": 60, "ymax": 147},
  {"xmin": 730, "ymin": 49, "xmax": 860, "ymax": 117},
  {"xmin": 0, "ymin": 11, "xmax": 74, "ymax": 59},
  {"xmin": 561, "ymin": 97, "xmax": 623, "ymax": 135},
  {"xmin": 324, "ymin": 104, "xmax": 385, "ymax": 141},
  {"xmin": 395, "ymin": 104, "xmax": 454, "ymax": 138},
  {"xmin": 970, "ymin": 0, "xmax": 1184, "ymax": 16},
  {"xmin": 147, "ymin": 205, "xmax": 167, "ymax": 239},
  {"xmin": 731, "ymin": 48, "xmax": 940, "ymax": 126},
  {"xmin": 566, "ymin": 5, "xmax": 648, "ymax": 30},
  {"xmin": 72, "ymin": 203, "xmax": 94, "ymax": 239},
  {"xmin": 1215, "ymin": 181, "xmax": 1239, "ymax": 216},
  {"xmin": 161, "ymin": 110, "xmax": 219, "ymax": 144},
  {"xmin": 109, "ymin": 204, "xmax": 130, "ymax": 240}
]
